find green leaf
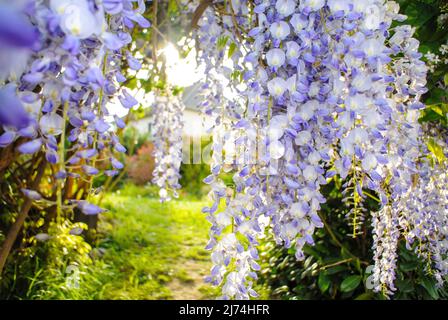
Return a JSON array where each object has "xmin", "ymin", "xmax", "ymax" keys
[
  {"xmin": 444, "ymin": 73, "xmax": 448, "ymax": 87},
  {"xmin": 420, "ymin": 278, "xmax": 439, "ymax": 300},
  {"xmin": 419, "ymin": 108, "xmax": 444, "ymax": 123},
  {"xmin": 425, "ymin": 88, "xmax": 447, "ymax": 105},
  {"xmin": 396, "ymin": 279, "xmax": 415, "ymax": 293},
  {"xmin": 318, "ymin": 273, "xmax": 330, "ymax": 293},
  {"xmin": 228, "ymin": 42, "xmax": 237, "ymax": 58},
  {"xmin": 340, "ymin": 247, "xmax": 351, "ymax": 259},
  {"xmin": 167, "ymin": 0, "xmax": 179, "ymax": 16},
  {"xmin": 429, "ymin": 104, "xmax": 445, "ymax": 117},
  {"xmin": 324, "ymin": 265, "xmax": 347, "ymax": 275},
  {"xmin": 404, "ymin": 2, "xmax": 436, "ymax": 27},
  {"xmin": 126, "ymin": 77, "xmax": 138, "ymax": 90},
  {"xmin": 340, "ymin": 275, "xmax": 362, "ymax": 293},
  {"xmin": 217, "ymin": 36, "xmax": 229, "ymax": 51},
  {"xmin": 427, "ymin": 138, "xmax": 446, "ymax": 164},
  {"xmin": 399, "ymin": 261, "xmax": 419, "ymax": 272},
  {"xmin": 303, "ymin": 245, "xmax": 322, "ymax": 259},
  {"xmin": 231, "ymin": 70, "xmax": 242, "ymax": 82},
  {"xmin": 399, "ymin": 245, "xmax": 416, "ymax": 261},
  {"xmin": 353, "ymin": 258, "xmax": 362, "ymax": 273},
  {"xmin": 354, "ymin": 292, "xmax": 374, "ymax": 300}
]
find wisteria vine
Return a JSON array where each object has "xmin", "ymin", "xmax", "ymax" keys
[
  {"xmin": 190, "ymin": 0, "xmax": 448, "ymax": 299},
  {"xmin": 0, "ymin": 0, "xmax": 148, "ymax": 216}
]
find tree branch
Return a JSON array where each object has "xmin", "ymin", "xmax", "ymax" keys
[{"xmin": 0, "ymin": 157, "xmax": 47, "ymax": 276}]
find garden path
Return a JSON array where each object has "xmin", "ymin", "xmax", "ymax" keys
[{"xmin": 97, "ymin": 185, "xmax": 217, "ymax": 299}]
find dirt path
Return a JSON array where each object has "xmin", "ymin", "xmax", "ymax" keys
[
  {"xmin": 166, "ymin": 241, "xmax": 217, "ymax": 299},
  {"xmin": 98, "ymin": 190, "xmax": 218, "ymax": 300},
  {"xmin": 167, "ymin": 258, "xmax": 210, "ymax": 299}
]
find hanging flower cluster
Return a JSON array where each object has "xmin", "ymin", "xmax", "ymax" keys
[
  {"xmin": 0, "ymin": 0, "xmax": 149, "ymax": 214},
  {"xmin": 193, "ymin": 2, "xmax": 264, "ymax": 299},
  {"xmin": 395, "ymin": 125, "xmax": 448, "ymax": 288},
  {"xmin": 150, "ymin": 92, "xmax": 185, "ymax": 202},
  {"xmin": 190, "ymin": 0, "xmax": 446, "ymax": 299},
  {"xmin": 425, "ymin": 40, "xmax": 448, "ymax": 73}
]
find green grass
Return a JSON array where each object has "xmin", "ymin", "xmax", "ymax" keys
[
  {"xmin": 91, "ymin": 184, "xmax": 218, "ymax": 299},
  {"xmin": 89, "ymin": 184, "xmax": 269, "ymax": 299},
  {"xmin": 22, "ymin": 184, "xmax": 219, "ymax": 300},
  {"xmin": 19, "ymin": 184, "xmax": 271, "ymax": 300}
]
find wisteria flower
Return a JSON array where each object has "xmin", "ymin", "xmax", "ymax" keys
[
  {"xmin": 50, "ymin": 0, "xmax": 104, "ymax": 39},
  {"xmin": 39, "ymin": 113, "xmax": 64, "ymax": 136},
  {"xmin": 18, "ymin": 139, "xmax": 42, "ymax": 154},
  {"xmin": 266, "ymin": 48, "xmax": 286, "ymax": 68},
  {"xmin": 290, "ymin": 14, "xmax": 308, "ymax": 33},
  {"xmin": 21, "ymin": 188, "xmax": 43, "ymax": 201},
  {"xmin": 275, "ymin": 0, "xmax": 296, "ymax": 17},
  {"xmin": 269, "ymin": 21, "xmax": 290, "ymax": 40},
  {"xmin": 0, "ymin": 84, "xmax": 30, "ymax": 129},
  {"xmin": 267, "ymin": 77, "xmax": 287, "ymax": 97},
  {"xmin": 300, "ymin": 0, "xmax": 325, "ymax": 11}
]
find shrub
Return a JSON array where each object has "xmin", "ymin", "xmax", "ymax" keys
[{"xmin": 127, "ymin": 143, "xmax": 155, "ymax": 186}]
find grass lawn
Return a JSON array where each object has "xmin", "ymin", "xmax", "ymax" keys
[
  {"xmin": 92, "ymin": 184, "xmax": 219, "ymax": 299},
  {"xmin": 23, "ymin": 184, "xmax": 270, "ymax": 300}
]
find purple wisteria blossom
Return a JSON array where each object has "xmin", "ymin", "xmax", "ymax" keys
[
  {"xmin": 193, "ymin": 0, "xmax": 434, "ymax": 299},
  {"xmin": 0, "ymin": 1, "xmax": 148, "ymax": 222},
  {"xmin": 150, "ymin": 93, "xmax": 184, "ymax": 202}
]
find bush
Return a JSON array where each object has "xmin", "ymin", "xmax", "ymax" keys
[
  {"xmin": 179, "ymin": 136, "xmax": 212, "ymax": 199},
  {"xmin": 127, "ymin": 143, "xmax": 155, "ymax": 186}
]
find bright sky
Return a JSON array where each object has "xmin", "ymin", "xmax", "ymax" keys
[
  {"xmin": 106, "ymin": 38, "xmax": 241, "ymax": 137},
  {"xmin": 107, "ymin": 39, "xmax": 203, "ymax": 117},
  {"xmin": 163, "ymin": 41, "xmax": 205, "ymax": 87}
]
